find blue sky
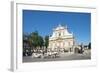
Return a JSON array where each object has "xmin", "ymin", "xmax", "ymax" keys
[{"xmin": 23, "ymin": 10, "xmax": 91, "ymax": 44}]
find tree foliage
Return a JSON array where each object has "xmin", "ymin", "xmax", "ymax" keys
[
  {"xmin": 23, "ymin": 31, "xmax": 49, "ymax": 56},
  {"xmin": 44, "ymin": 36, "xmax": 49, "ymax": 48},
  {"xmin": 88, "ymin": 42, "xmax": 91, "ymax": 49}
]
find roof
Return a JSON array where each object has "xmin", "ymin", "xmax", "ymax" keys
[{"xmin": 54, "ymin": 24, "xmax": 66, "ymax": 31}]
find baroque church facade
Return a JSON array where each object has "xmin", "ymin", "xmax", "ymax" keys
[{"xmin": 48, "ymin": 24, "xmax": 75, "ymax": 52}]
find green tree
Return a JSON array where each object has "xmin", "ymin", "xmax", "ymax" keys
[
  {"xmin": 23, "ymin": 33, "xmax": 32, "ymax": 56},
  {"xmin": 44, "ymin": 36, "xmax": 49, "ymax": 48},
  {"xmin": 29, "ymin": 31, "xmax": 44, "ymax": 49},
  {"xmin": 30, "ymin": 31, "xmax": 39, "ymax": 48},
  {"xmin": 88, "ymin": 42, "xmax": 91, "ymax": 49},
  {"xmin": 23, "ymin": 31, "xmax": 47, "ymax": 54},
  {"xmin": 38, "ymin": 36, "xmax": 44, "ymax": 48}
]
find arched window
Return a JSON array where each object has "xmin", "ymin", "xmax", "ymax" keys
[{"xmin": 59, "ymin": 33, "xmax": 61, "ymax": 36}]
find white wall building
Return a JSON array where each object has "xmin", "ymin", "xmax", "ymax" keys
[{"xmin": 48, "ymin": 24, "xmax": 75, "ymax": 52}]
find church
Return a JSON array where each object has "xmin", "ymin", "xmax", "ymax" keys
[{"xmin": 48, "ymin": 24, "xmax": 75, "ymax": 52}]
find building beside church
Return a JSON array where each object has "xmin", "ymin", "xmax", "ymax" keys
[{"xmin": 48, "ymin": 24, "xmax": 75, "ymax": 52}]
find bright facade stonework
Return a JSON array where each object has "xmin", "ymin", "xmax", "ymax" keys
[{"xmin": 48, "ymin": 24, "xmax": 75, "ymax": 52}]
